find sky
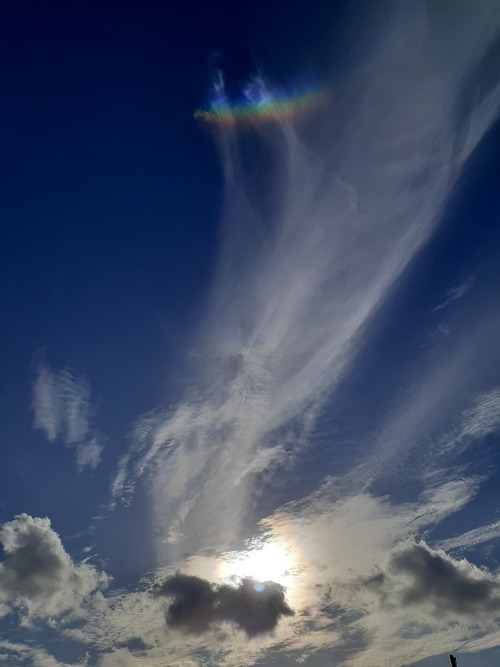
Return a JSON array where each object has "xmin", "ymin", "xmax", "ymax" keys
[{"xmin": 2, "ymin": 0, "xmax": 500, "ymax": 665}]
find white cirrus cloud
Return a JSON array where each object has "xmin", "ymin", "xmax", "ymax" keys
[
  {"xmin": 32, "ymin": 364, "xmax": 104, "ymax": 470},
  {"xmin": 440, "ymin": 520, "xmax": 500, "ymax": 553}
]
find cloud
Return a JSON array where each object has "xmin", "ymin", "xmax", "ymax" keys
[
  {"xmin": 32, "ymin": 364, "xmax": 104, "ymax": 470},
  {"xmin": 108, "ymin": 2, "xmax": 500, "ymax": 571},
  {"xmin": 97, "ymin": 649, "xmax": 141, "ymax": 667},
  {"xmin": 39, "ymin": 472, "xmax": 498, "ymax": 667},
  {"xmin": 440, "ymin": 520, "xmax": 500, "ymax": 552},
  {"xmin": 69, "ymin": 4, "xmax": 500, "ymax": 667},
  {"xmin": 459, "ymin": 387, "xmax": 500, "ymax": 440},
  {"xmin": 152, "ymin": 573, "xmax": 293, "ymax": 637},
  {"xmin": 362, "ymin": 541, "xmax": 500, "ymax": 616},
  {"xmin": 76, "ymin": 439, "xmax": 104, "ymax": 471},
  {"xmin": 392, "ymin": 543, "xmax": 500, "ymax": 614},
  {"xmin": 0, "ymin": 514, "xmax": 109, "ymax": 621},
  {"xmin": 433, "ymin": 275, "xmax": 476, "ymax": 312}
]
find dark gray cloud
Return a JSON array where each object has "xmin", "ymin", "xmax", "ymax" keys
[
  {"xmin": 152, "ymin": 574, "xmax": 294, "ymax": 636},
  {"xmin": 361, "ymin": 541, "xmax": 500, "ymax": 617},
  {"xmin": 392, "ymin": 542, "xmax": 500, "ymax": 614}
]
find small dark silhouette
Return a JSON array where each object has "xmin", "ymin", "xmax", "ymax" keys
[{"xmin": 449, "ymin": 655, "xmax": 457, "ymax": 667}]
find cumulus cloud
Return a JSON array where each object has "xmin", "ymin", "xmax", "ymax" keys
[
  {"xmin": 152, "ymin": 573, "xmax": 293, "ymax": 636},
  {"xmin": 361, "ymin": 541, "xmax": 500, "ymax": 617},
  {"xmin": 392, "ymin": 543, "xmax": 500, "ymax": 614},
  {"xmin": 33, "ymin": 364, "xmax": 104, "ymax": 470},
  {"xmin": 0, "ymin": 514, "xmax": 109, "ymax": 621}
]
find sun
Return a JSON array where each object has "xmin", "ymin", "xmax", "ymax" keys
[{"xmin": 221, "ymin": 542, "xmax": 292, "ymax": 586}]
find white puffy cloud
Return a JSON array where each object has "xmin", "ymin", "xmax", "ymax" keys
[
  {"xmin": 32, "ymin": 364, "xmax": 104, "ymax": 470},
  {"xmin": 0, "ymin": 514, "xmax": 109, "ymax": 621}
]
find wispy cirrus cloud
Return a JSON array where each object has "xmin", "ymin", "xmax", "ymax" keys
[
  {"xmin": 440, "ymin": 520, "xmax": 500, "ymax": 553},
  {"xmin": 110, "ymin": 3, "xmax": 500, "ymax": 569},
  {"xmin": 32, "ymin": 364, "xmax": 104, "ymax": 470},
  {"xmin": 459, "ymin": 387, "xmax": 500, "ymax": 440},
  {"xmin": 432, "ymin": 275, "xmax": 476, "ymax": 312}
]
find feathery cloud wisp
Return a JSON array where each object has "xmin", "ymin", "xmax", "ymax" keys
[
  {"xmin": 33, "ymin": 364, "xmax": 104, "ymax": 470},
  {"xmin": 433, "ymin": 275, "xmax": 476, "ymax": 312}
]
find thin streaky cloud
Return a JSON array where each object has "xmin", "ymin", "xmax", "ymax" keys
[
  {"xmin": 459, "ymin": 386, "xmax": 500, "ymax": 440},
  {"xmin": 432, "ymin": 275, "xmax": 476, "ymax": 312},
  {"xmin": 439, "ymin": 520, "xmax": 500, "ymax": 552},
  {"xmin": 32, "ymin": 364, "xmax": 104, "ymax": 470}
]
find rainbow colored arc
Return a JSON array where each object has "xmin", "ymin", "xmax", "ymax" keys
[{"xmin": 194, "ymin": 88, "xmax": 326, "ymax": 126}]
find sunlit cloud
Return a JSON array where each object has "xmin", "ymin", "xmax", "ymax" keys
[
  {"xmin": 0, "ymin": 514, "xmax": 109, "ymax": 623},
  {"xmin": 220, "ymin": 541, "xmax": 294, "ymax": 588}
]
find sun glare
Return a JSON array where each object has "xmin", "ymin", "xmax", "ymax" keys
[{"xmin": 221, "ymin": 542, "xmax": 293, "ymax": 586}]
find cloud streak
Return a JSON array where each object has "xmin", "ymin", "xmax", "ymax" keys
[
  {"xmin": 433, "ymin": 275, "xmax": 476, "ymax": 312},
  {"xmin": 33, "ymin": 364, "xmax": 104, "ymax": 470}
]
